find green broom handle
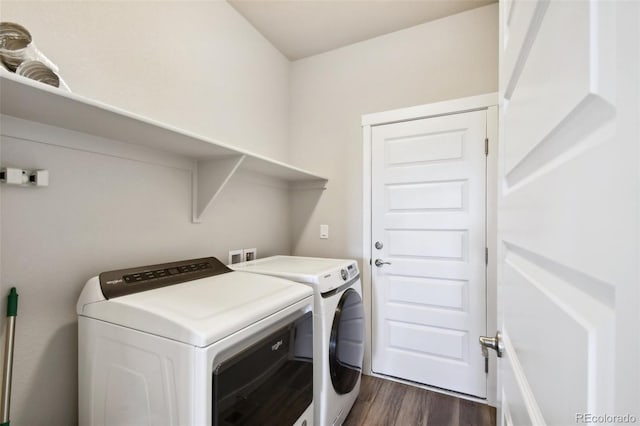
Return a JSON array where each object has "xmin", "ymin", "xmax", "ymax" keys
[{"xmin": 0, "ymin": 287, "xmax": 18, "ymax": 426}]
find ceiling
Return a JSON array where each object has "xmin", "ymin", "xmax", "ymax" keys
[{"xmin": 228, "ymin": 0, "xmax": 496, "ymax": 60}]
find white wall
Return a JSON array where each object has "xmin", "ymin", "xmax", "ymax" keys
[
  {"xmin": 1, "ymin": 0, "xmax": 290, "ymax": 161},
  {"xmin": 288, "ymin": 4, "xmax": 498, "ymax": 259},
  {"xmin": 0, "ymin": 1, "xmax": 292, "ymax": 424}
]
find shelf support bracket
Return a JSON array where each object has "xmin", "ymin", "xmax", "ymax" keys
[{"xmin": 192, "ymin": 155, "xmax": 245, "ymax": 223}]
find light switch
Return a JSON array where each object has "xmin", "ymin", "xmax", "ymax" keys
[{"xmin": 320, "ymin": 224, "xmax": 329, "ymax": 239}]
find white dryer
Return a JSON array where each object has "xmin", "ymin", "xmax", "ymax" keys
[
  {"xmin": 77, "ymin": 257, "xmax": 315, "ymax": 426},
  {"xmin": 231, "ymin": 256, "xmax": 365, "ymax": 426}
]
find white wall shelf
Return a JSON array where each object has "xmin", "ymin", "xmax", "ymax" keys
[{"xmin": 0, "ymin": 71, "xmax": 327, "ymax": 222}]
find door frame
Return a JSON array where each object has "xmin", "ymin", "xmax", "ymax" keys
[{"xmin": 361, "ymin": 93, "xmax": 499, "ymax": 404}]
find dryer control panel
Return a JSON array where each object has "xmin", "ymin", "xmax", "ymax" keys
[
  {"xmin": 319, "ymin": 262, "xmax": 359, "ymax": 295},
  {"xmin": 99, "ymin": 257, "xmax": 231, "ymax": 299}
]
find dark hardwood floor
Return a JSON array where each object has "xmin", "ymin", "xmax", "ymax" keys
[{"xmin": 343, "ymin": 375, "xmax": 496, "ymax": 426}]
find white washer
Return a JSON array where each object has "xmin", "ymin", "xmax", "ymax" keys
[
  {"xmin": 231, "ymin": 256, "xmax": 365, "ymax": 426},
  {"xmin": 77, "ymin": 257, "xmax": 315, "ymax": 426}
]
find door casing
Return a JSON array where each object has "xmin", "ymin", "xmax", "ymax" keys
[{"xmin": 361, "ymin": 93, "xmax": 499, "ymax": 404}]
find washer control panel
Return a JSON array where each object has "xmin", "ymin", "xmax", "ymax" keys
[{"xmin": 99, "ymin": 257, "xmax": 231, "ymax": 299}]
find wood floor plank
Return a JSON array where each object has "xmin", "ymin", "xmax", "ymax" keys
[
  {"xmin": 343, "ymin": 375, "xmax": 495, "ymax": 426},
  {"xmin": 459, "ymin": 397, "xmax": 490, "ymax": 426},
  {"xmin": 343, "ymin": 376, "xmax": 383, "ymax": 425},
  {"xmin": 393, "ymin": 383, "xmax": 430, "ymax": 426},
  {"xmin": 357, "ymin": 375, "xmax": 383, "ymax": 404},
  {"xmin": 489, "ymin": 402, "xmax": 497, "ymax": 426},
  {"xmin": 427, "ymin": 391, "xmax": 460, "ymax": 426},
  {"xmin": 359, "ymin": 379, "xmax": 407, "ymax": 425}
]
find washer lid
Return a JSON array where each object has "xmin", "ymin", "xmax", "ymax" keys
[
  {"xmin": 231, "ymin": 256, "xmax": 359, "ymax": 293},
  {"xmin": 78, "ymin": 271, "xmax": 313, "ymax": 347}
]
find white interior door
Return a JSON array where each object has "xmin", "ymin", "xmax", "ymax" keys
[
  {"xmin": 498, "ymin": 1, "xmax": 639, "ymax": 424},
  {"xmin": 371, "ymin": 110, "xmax": 488, "ymax": 398}
]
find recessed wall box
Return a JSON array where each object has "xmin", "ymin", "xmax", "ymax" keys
[
  {"xmin": 228, "ymin": 249, "xmax": 243, "ymax": 265},
  {"xmin": 244, "ymin": 248, "xmax": 257, "ymax": 262}
]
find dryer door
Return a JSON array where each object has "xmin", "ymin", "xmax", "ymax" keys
[{"xmin": 329, "ymin": 288, "xmax": 365, "ymax": 394}]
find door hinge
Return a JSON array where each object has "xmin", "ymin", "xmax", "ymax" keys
[
  {"xmin": 485, "ymin": 247, "xmax": 488, "ymax": 265},
  {"xmin": 485, "ymin": 138, "xmax": 489, "ymax": 156},
  {"xmin": 485, "ymin": 357, "xmax": 489, "ymax": 373}
]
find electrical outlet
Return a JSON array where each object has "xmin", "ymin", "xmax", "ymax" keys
[
  {"xmin": 1, "ymin": 167, "xmax": 49, "ymax": 187},
  {"xmin": 30, "ymin": 170, "xmax": 49, "ymax": 186},
  {"xmin": 228, "ymin": 249, "xmax": 243, "ymax": 265},
  {"xmin": 1, "ymin": 167, "xmax": 28, "ymax": 185},
  {"xmin": 244, "ymin": 248, "xmax": 257, "ymax": 262}
]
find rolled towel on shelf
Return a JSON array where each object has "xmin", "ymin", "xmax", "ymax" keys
[{"xmin": 0, "ymin": 21, "xmax": 70, "ymax": 91}]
